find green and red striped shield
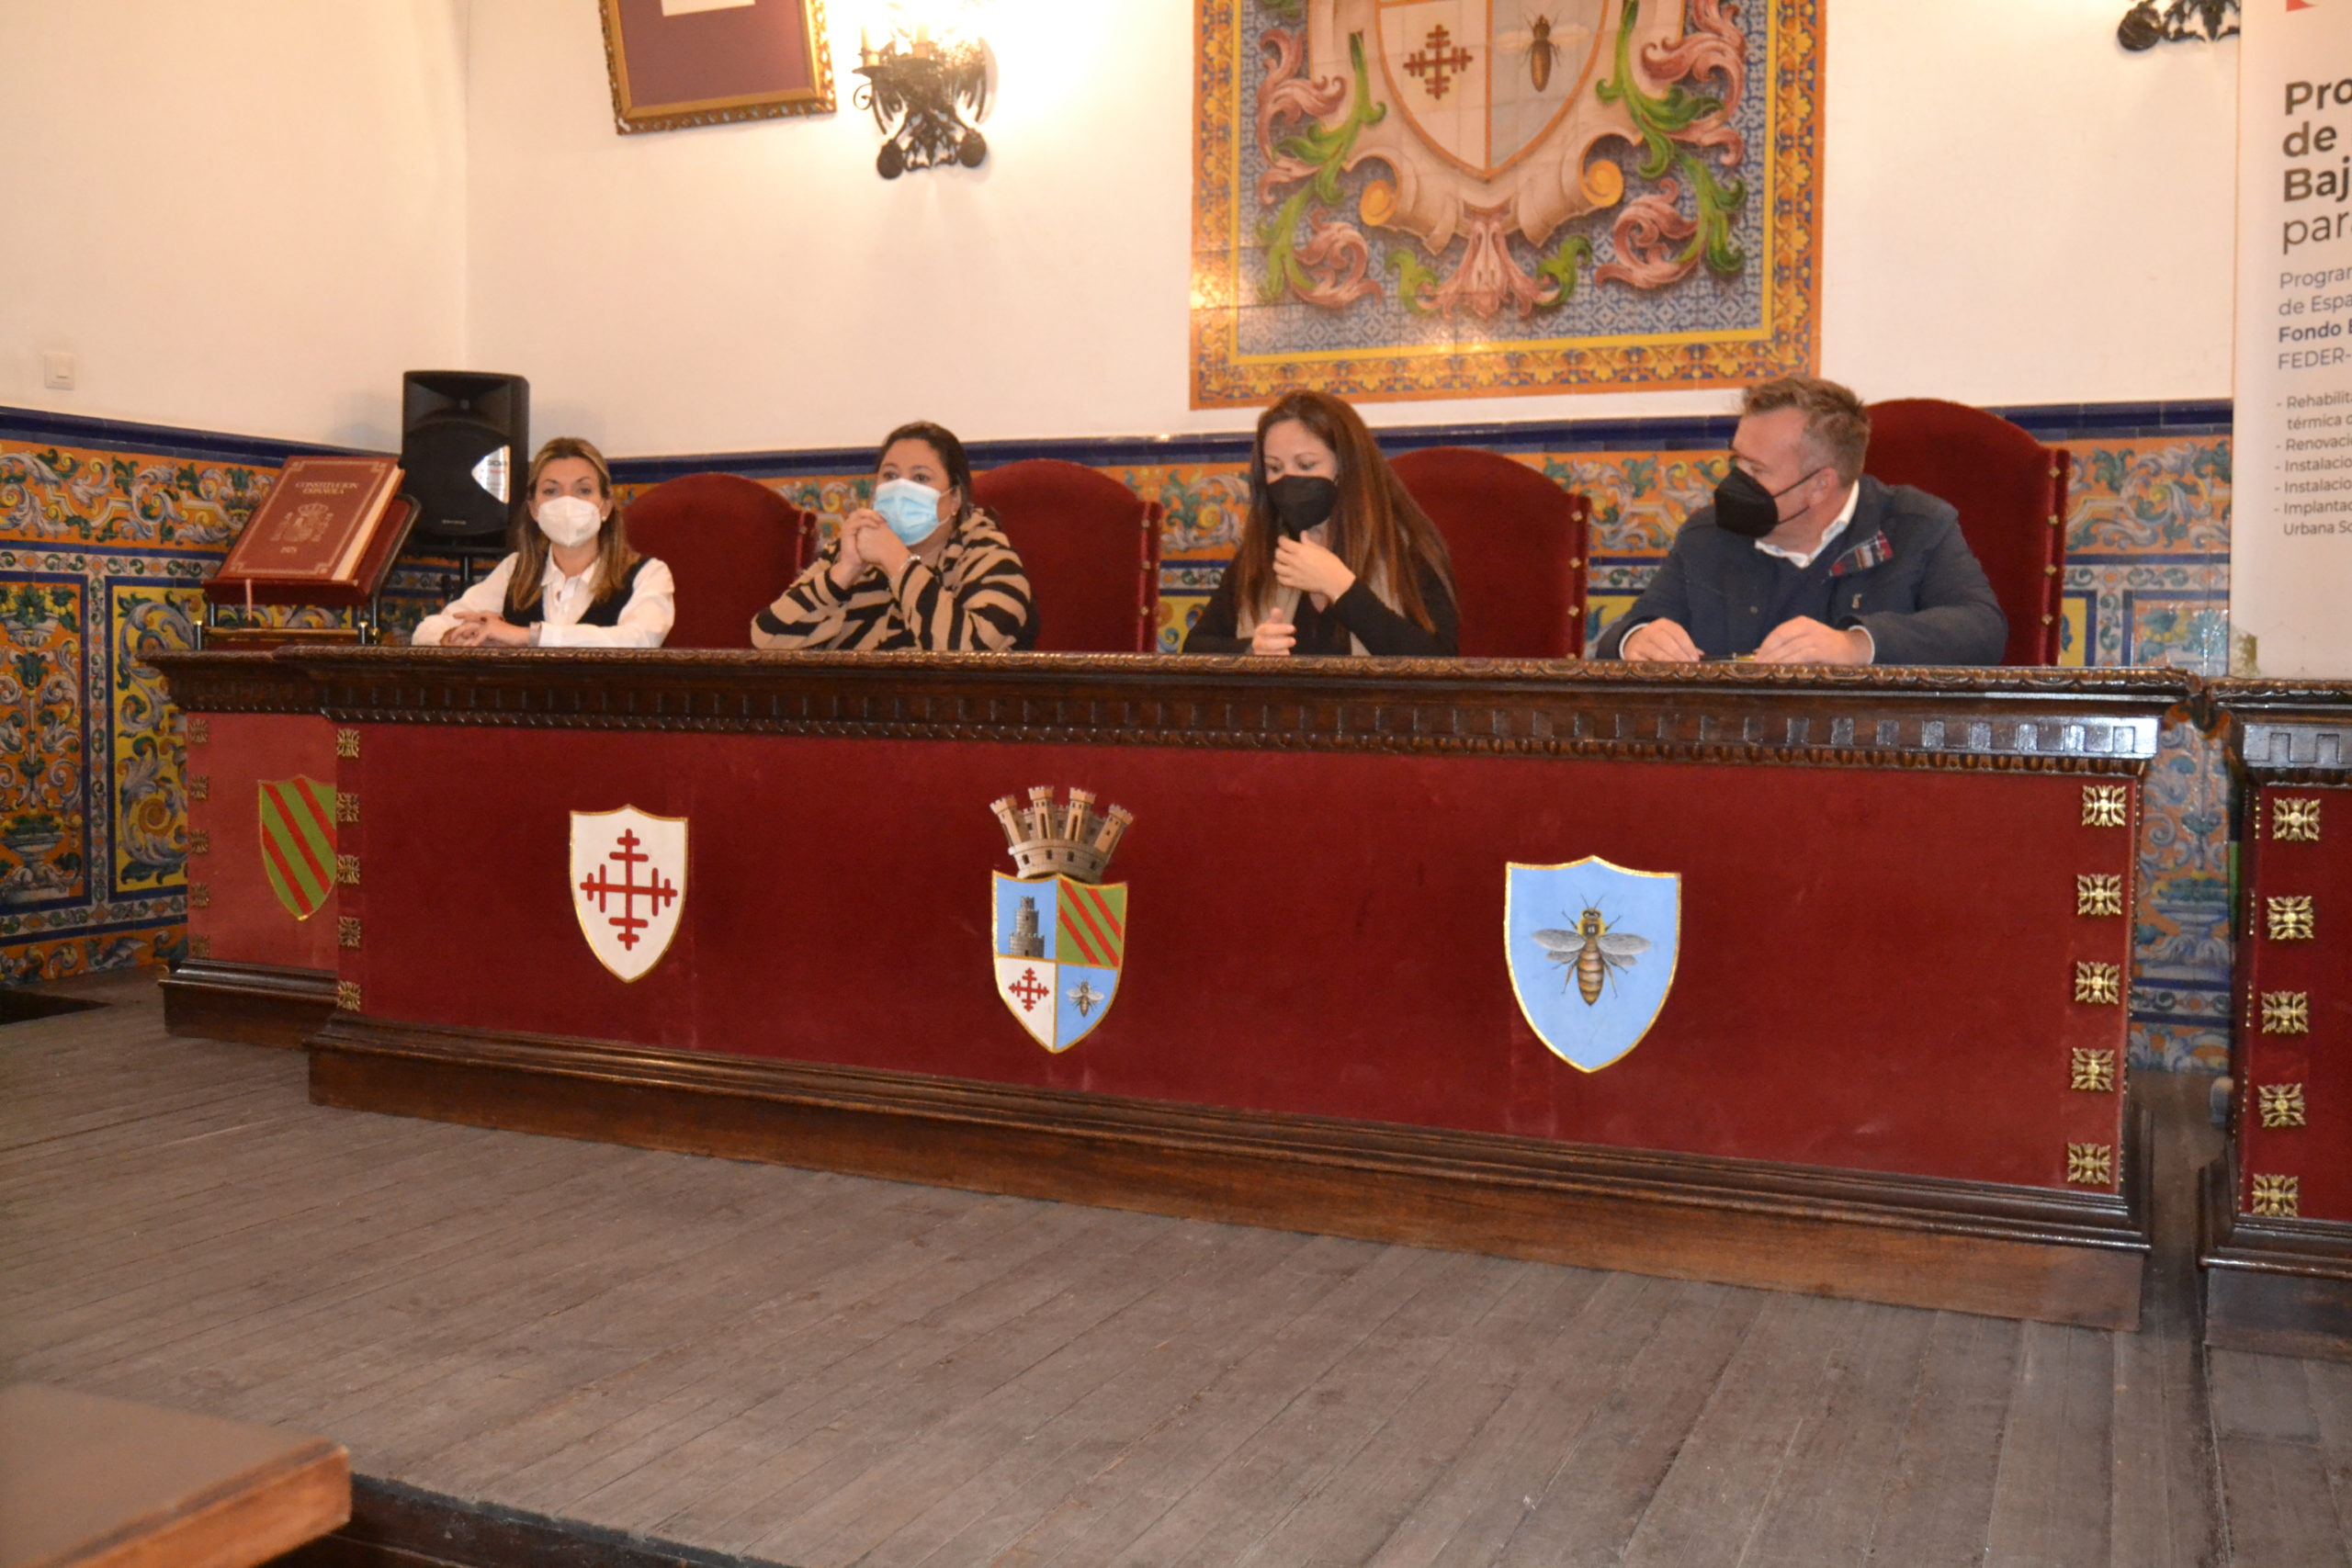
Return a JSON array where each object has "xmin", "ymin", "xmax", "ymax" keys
[{"xmin": 257, "ymin": 776, "xmax": 337, "ymax": 920}]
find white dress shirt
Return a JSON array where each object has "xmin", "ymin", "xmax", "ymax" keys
[
  {"xmin": 1754, "ymin": 479, "xmax": 1861, "ymax": 570},
  {"xmin": 410, "ymin": 552, "xmax": 675, "ymax": 648}
]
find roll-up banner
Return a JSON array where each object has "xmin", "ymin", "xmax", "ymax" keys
[{"xmin": 2239, "ymin": 0, "xmax": 2352, "ymax": 676}]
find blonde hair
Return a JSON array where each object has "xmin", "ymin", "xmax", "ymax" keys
[{"xmin": 505, "ymin": 436, "xmax": 641, "ymax": 615}]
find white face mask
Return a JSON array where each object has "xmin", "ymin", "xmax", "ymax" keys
[{"xmin": 535, "ymin": 494, "xmax": 604, "ymax": 548}]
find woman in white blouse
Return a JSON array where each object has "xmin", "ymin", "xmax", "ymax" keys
[{"xmin": 410, "ymin": 436, "xmax": 674, "ymax": 648}]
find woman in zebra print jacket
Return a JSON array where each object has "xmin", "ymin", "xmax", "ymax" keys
[{"xmin": 752, "ymin": 422, "xmax": 1035, "ymax": 652}]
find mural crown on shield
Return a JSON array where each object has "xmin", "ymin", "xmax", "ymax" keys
[{"xmin": 989, "ymin": 786, "xmax": 1134, "ymax": 1055}]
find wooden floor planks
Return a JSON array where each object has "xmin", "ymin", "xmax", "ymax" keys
[{"xmin": 0, "ymin": 972, "xmax": 2329, "ymax": 1566}]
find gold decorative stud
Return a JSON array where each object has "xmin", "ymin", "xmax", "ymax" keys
[
  {"xmin": 335, "ymin": 791, "xmax": 359, "ymax": 825},
  {"xmin": 2261, "ymin": 991, "xmax": 2311, "ymax": 1034},
  {"xmin": 2075, "ymin": 874, "xmax": 2125, "ymax": 917},
  {"xmin": 337, "ymin": 917, "xmax": 363, "ymax": 951},
  {"xmin": 2267, "ymin": 896, "xmax": 2315, "ymax": 942},
  {"xmin": 187, "ymin": 716, "xmax": 209, "ymax": 746},
  {"xmin": 2074, "ymin": 961, "xmax": 2123, "ymax": 1005},
  {"xmin": 2257, "ymin": 1084, "xmax": 2307, "ymax": 1129},
  {"xmin": 186, "ymin": 935, "xmax": 210, "ymax": 960},
  {"xmin": 335, "ymin": 854, "xmax": 360, "ymax": 887},
  {"xmin": 2081, "ymin": 784, "xmax": 2129, "ymax": 829},
  {"xmin": 335, "ymin": 980, "xmax": 363, "ymax": 1012},
  {"xmin": 187, "ymin": 774, "xmax": 209, "ymax": 801},
  {"xmin": 335, "ymin": 728, "xmax": 361, "ymax": 759},
  {"xmin": 2272, "ymin": 796, "xmax": 2323, "ymax": 842},
  {"xmin": 2066, "ymin": 1143, "xmax": 2115, "ymax": 1186},
  {"xmin": 2251, "ymin": 1174, "xmax": 2301, "ymax": 1218},
  {"xmin": 187, "ymin": 830, "xmax": 209, "ymax": 856},
  {"xmin": 2070, "ymin": 1048, "xmax": 2118, "ymax": 1092},
  {"xmin": 187, "ymin": 882, "xmax": 209, "ymax": 908}
]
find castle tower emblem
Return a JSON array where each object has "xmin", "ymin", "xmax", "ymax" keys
[{"xmin": 989, "ymin": 785, "xmax": 1133, "ymax": 1053}]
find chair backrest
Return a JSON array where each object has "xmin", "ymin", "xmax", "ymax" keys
[
  {"xmin": 1861, "ymin": 400, "xmax": 2068, "ymax": 666},
  {"xmin": 968, "ymin": 459, "xmax": 1161, "ymax": 653},
  {"xmin": 1390, "ymin": 446, "xmax": 1591, "ymax": 660},
  {"xmin": 621, "ymin": 473, "xmax": 812, "ymax": 649}
]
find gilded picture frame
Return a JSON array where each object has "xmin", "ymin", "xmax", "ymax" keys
[{"xmin": 599, "ymin": 0, "xmax": 835, "ymax": 135}]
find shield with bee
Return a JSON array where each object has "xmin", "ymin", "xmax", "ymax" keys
[{"xmin": 1505, "ymin": 857, "xmax": 1679, "ymax": 1072}]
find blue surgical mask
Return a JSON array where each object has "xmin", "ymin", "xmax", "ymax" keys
[{"xmin": 873, "ymin": 478, "xmax": 947, "ymax": 546}]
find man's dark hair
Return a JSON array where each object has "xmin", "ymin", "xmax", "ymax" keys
[{"xmin": 1741, "ymin": 376, "xmax": 1871, "ymax": 483}]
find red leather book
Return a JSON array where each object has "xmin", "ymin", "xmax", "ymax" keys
[{"xmin": 209, "ymin": 457, "xmax": 404, "ymax": 599}]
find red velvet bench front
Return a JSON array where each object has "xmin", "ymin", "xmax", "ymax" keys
[{"xmin": 157, "ymin": 650, "xmax": 2188, "ymax": 1329}]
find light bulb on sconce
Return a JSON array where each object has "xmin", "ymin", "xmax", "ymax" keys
[{"xmin": 854, "ymin": 0, "xmax": 994, "ymax": 175}]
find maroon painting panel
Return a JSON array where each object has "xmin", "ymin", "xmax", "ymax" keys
[
  {"xmin": 349, "ymin": 724, "xmax": 2130, "ymax": 1190},
  {"xmin": 187, "ymin": 713, "xmax": 338, "ymax": 972},
  {"xmin": 616, "ymin": 0, "xmax": 814, "ymax": 107},
  {"xmin": 2241, "ymin": 783, "xmax": 2352, "ymax": 1222}
]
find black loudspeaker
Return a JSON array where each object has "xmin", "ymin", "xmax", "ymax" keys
[{"xmin": 400, "ymin": 370, "xmax": 530, "ymax": 553}]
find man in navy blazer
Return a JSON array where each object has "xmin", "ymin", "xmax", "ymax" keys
[{"xmin": 1597, "ymin": 377, "xmax": 2007, "ymax": 665}]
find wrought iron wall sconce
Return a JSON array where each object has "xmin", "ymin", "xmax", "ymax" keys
[
  {"xmin": 2118, "ymin": 0, "xmax": 2239, "ymax": 51},
  {"xmin": 854, "ymin": 19, "xmax": 991, "ymax": 177}
]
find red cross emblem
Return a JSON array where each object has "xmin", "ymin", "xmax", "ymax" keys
[
  {"xmin": 577, "ymin": 829, "xmax": 679, "ymax": 952},
  {"xmin": 1007, "ymin": 967, "xmax": 1050, "ymax": 1011},
  {"xmin": 570, "ymin": 807, "xmax": 688, "ymax": 981},
  {"xmin": 1403, "ymin": 26, "xmax": 1473, "ymax": 101}
]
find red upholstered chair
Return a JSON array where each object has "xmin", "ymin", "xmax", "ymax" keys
[
  {"xmin": 621, "ymin": 473, "xmax": 812, "ymax": 649},
  {"xmin": 1390, "ymin": 446, "xmax": 1591, "ymax": 660},
  {"xmin": 969, "ymin": 459, "xmax": 1161, "ymax": 653},
  {"xmin": 1862, "ymin": 400, "xmax": 2069, "ymax": 666}
]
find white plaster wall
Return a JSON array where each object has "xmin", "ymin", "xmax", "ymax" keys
[
  {"xmin": 1, "ymin": 4, "xmax": 2239, "ymax": 452},
  {"xmin": 0, "ymin": 2, "xmax": 469, "ymax": 451},
  {"xmin": 466, "ymin": 1, "xmax": 2242, "ymax": 455},
  {"xmin": 463, "ymin": 0, "xmax": 1210, "ymax": 455},
  {"xmin": 1826, "ymin": 4, "xmax": 2237, "ymax": 411}
]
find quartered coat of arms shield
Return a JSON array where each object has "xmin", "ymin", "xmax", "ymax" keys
[
  {"xmin": 988, "ymin": 787, "xmax": 1135, "ymax": 1053},
  {"xmin": 991, "ymin": 874, "xmax": 1128, "ymax": 1053},
  {"xmin": 1505, "ymin": 856, "xmax": 1680, "ymax": 1072},
  {"xmin": 570, "ymin": 807, "xmax": 686, "ymax": 982}
]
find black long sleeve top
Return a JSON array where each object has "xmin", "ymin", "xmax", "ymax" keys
[{"xmin": 1182, "ymin": 562, "xmax": 1459, "ymax": 657}]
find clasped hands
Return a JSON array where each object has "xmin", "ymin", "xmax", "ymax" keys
[
  {"xmin": 828, "ymin": 509, "xmax": 914, "ymax": 589},
  {"xmin": 1249, "ymin": 535, "xmax": 1356, "ymax": 657},
  {"xmin": 1620, "ymin": 615, "xmax": 1872, "ymax": 665},
  {"xmin": 446, "ymin": 609, "xmax": 531, "ymax": 648}
]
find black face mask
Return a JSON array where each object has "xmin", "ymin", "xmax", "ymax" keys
[
  {"xmin": 1712, "ymin": 465, "xmax": 1823, "ymax": 539},
  {"xmin": 1266, "ymin": 475, "xmax": 1339, "ymax": 537}
]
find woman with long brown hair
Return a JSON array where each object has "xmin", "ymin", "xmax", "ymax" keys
[
  {"xmin": 411, "ymin": 436, "xmax": 674, "ymax": 648},
  {"xmin": 1182, "ymin": 390, "xmax": 1457, "ymax": 657}
]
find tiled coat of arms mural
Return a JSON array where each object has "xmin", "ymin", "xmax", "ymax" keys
[
  {"xmin": 1190, "ymin": 0, "xmax": 1822, "ymax": 404},
  {"xmin": 2, "ymin": 408, "xmax": 2231, "ymax": 1073}
]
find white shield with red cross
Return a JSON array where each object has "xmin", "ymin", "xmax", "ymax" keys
[{"xmin": 570, "ymin": 807, "xmax": 687, "ymax": 982}]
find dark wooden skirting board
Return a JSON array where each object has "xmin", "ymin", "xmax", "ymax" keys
[
  {"xmin": 162, "ymin": 960, "xmax": 337, "ymax": 1050},
  {"xmin": 309, "ymin": 1017, "xmax": 2151, "ymax": 1330},
  {"xmin": 2199, "ymin": 1156, "xmax": 2352, "ymax": 1359},
  {"xmin": 272, "ymin": 1476, "xmax": 760, "ymax": 1568}
]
